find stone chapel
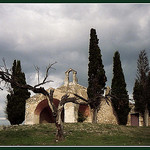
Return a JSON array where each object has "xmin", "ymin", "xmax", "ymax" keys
[{"xmin": 25, "ymin": 68, "xmax": 118, "ymax": 125}]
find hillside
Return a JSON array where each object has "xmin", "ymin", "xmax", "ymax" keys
[{"xmin": 0, "ymin": 123, "xmax": 150, "ymax": 146}]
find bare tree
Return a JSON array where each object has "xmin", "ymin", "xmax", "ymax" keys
[{"xmin": 0, "ymin": 60, "xmax": 88, "ymax": 141}]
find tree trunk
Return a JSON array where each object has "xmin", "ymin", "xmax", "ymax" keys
[
  {"xmin": 143, "ymin": 104, "xmax": 149, "ymax": 126},
  {"xmin": 46, "ymin": 91, "xmax": 64, "ymax": 141},
  {"xmin": 55, "ymin": 122, "xmax": 64, "ymax": 141},
  {"xmin": 92, "ymin": 109, "xmax": 98, "ymax": 123},
  {"xmin": 55, "ymin": 104, "xmax": 64, "ymax": 141}
]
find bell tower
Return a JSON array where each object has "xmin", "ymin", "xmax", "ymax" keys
[{"xmin": 64, "ymin": 68, "xmax": 78, "ymax": 86}]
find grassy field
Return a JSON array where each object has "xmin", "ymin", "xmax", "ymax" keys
[{"xmin": 0, "ymin": 123, "xmax": 150, "ymax": 146}]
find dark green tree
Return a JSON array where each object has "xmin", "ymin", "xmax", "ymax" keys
[
  {"xmin": 133, "ymin": 80, "xmax": 145, "ymax": 114},
  {"xmin": 111, "ymin": 51, "xmax": 130, "ymax": 125},
  {"xmin": 87, "ymin": 28, "xmax": 107, "ymax": 123},
  {"xmin": 6, "ymin": 60, "xmax": 30, "ymax": 125},
  {"xmin": 133, "ymin": 50, "xmax": 150, "ymax": 126},
  {"xmin": 146, "ymin": 72, "xmax": 150, "ymax": 113}
]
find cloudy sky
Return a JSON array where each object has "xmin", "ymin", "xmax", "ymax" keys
[{"xmin": 0, "ymin": 3, "xmax": 150, "ymax": 124}]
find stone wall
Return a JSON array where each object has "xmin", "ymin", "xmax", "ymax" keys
[
  {"xmin": 127, "ymin": 104, "xmax": 150, "ymax": 126},
  {"xmin": 25, "ymin": 78, "xmax": 89, "ymax": 124},
  {"xmin": 64, "ymin": 102, "xmax": 79, "ymax": 123},
  {"xmin": 25, "ymin": 68, "xmax": 119, "ymax": 125},
  {"xmin": 25, "ymin": 87, "xmax": 66, "ymax": 125},
  {"xmin": 25, "ymin": 85, "xmax": 118, "ymax": 125},
  {"xmin": 97, "ymin": 98, "xmax": 118, "ymax": 124}
]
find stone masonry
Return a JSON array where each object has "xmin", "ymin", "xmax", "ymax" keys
[{"xmin": 25, "ymin": 68, "xmax": 118, "ymax": 125}]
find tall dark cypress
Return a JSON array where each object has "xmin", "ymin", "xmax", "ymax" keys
[
  {"xmin": 111, "ymin": 51, "xmax": 130, "ymax": 125},
  {"xmin": 87, "ymin": 28, "xmax": 107, "ymax": 123},
  {"xmin": 133, "ymin": 50, "xmax": 150, "ymax": 126},
  {"xmin": 133, "ymin": 79, "xmax": 145, "ymax": 114},
  {"xmin": 6, "ymin": 60, "xmax": 30, "ymax": 125},
  {"xmin": 146, "ymin": 72, "xmax": 150, "ymax": 114}
]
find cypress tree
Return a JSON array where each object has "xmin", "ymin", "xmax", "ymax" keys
[
  {"xmin": 87, "ymin": 28, "xmax": 107, "ymax": 123},
  {"xmin": 6, "ymin": 60, "xmax": 30, "ymax": 125},
  {"xmin": 133, "ymin": 50, "xmax": 150, "ymax": 126},
  {"xmin": 111, "ymin": 51, "xmax": 130, "ymax": 125},
  {"xmin": 146, "ymin": 72, "xmax": 150, "ymax": 113},
  {"xmin": 133, "ymin": 79, "xmax": 145, "ymax": 114}
]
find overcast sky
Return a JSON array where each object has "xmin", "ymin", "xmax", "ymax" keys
[{"xmin": 0, "ymin": 3, "xmax": 150, "ymax": 124}]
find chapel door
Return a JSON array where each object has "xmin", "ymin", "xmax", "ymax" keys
[{"xmin": 131, "ymin": 113, "xmax": 139, "ymax": 126}]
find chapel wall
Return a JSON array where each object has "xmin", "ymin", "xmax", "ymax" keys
[{"xmin": 97, "ymin": 98, "xmax": 118, "ymax": 124}]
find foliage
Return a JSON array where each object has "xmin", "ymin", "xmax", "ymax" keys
[
  {"xmin": 146, "ymin": 73, "xmax": 150, "ymax": 112},
  {"xmin": 0, "ymin": 123, "xmax": 150, "ymax": 146},
  {"xmin": 133, "ymin": 50, "xmax": 150, "ymax": 117},
  {"xmin": 6, "ymin": 60, "xmax": 30, "ymax": 125},
  {"xmin": 133, "ymin": 80, "xmax": 145, "ymax": 115},
  {"xmin": 111, "ymin": 51, "xmax": 130, "ymax": 125},
  {"xmin": 87, "ymin": 28, "xmax": 107, "ymax": 112},
  {"xmin": 136, "ymin": 50, "xmax": 149, "ymax": 83}
]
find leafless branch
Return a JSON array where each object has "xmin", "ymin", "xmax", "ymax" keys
[
  {"xmin": 33, "ymin": 62, "xmax": 57, "ymax": 88},
  {"xmin": 104, "ymin": 95, "xmax": 111, "ymax": 105},
  {"xmin": 2, "ymin": 58, "xmax": 8, "ymax": 73},
  {"xmin": 58, "ymin": 93, "xmax": 88, "ymax": 107},
  {"xmin": 43, "ymin": 61, "xmax": 57, "ymax": 83},
  {"xmin": 34, "ymin": 65, "xmax": 40, "ymax": 84},
  {"xmin": 73, "ymin": 93, "xmax": 88, "ymax": 102},
  {"xmin": 34, "ymin": 80, "xmax": 53, "ymax": 88},
  {"xmin": 0, "ymin": 63, "xmax": 53, "ymax": 96}
]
